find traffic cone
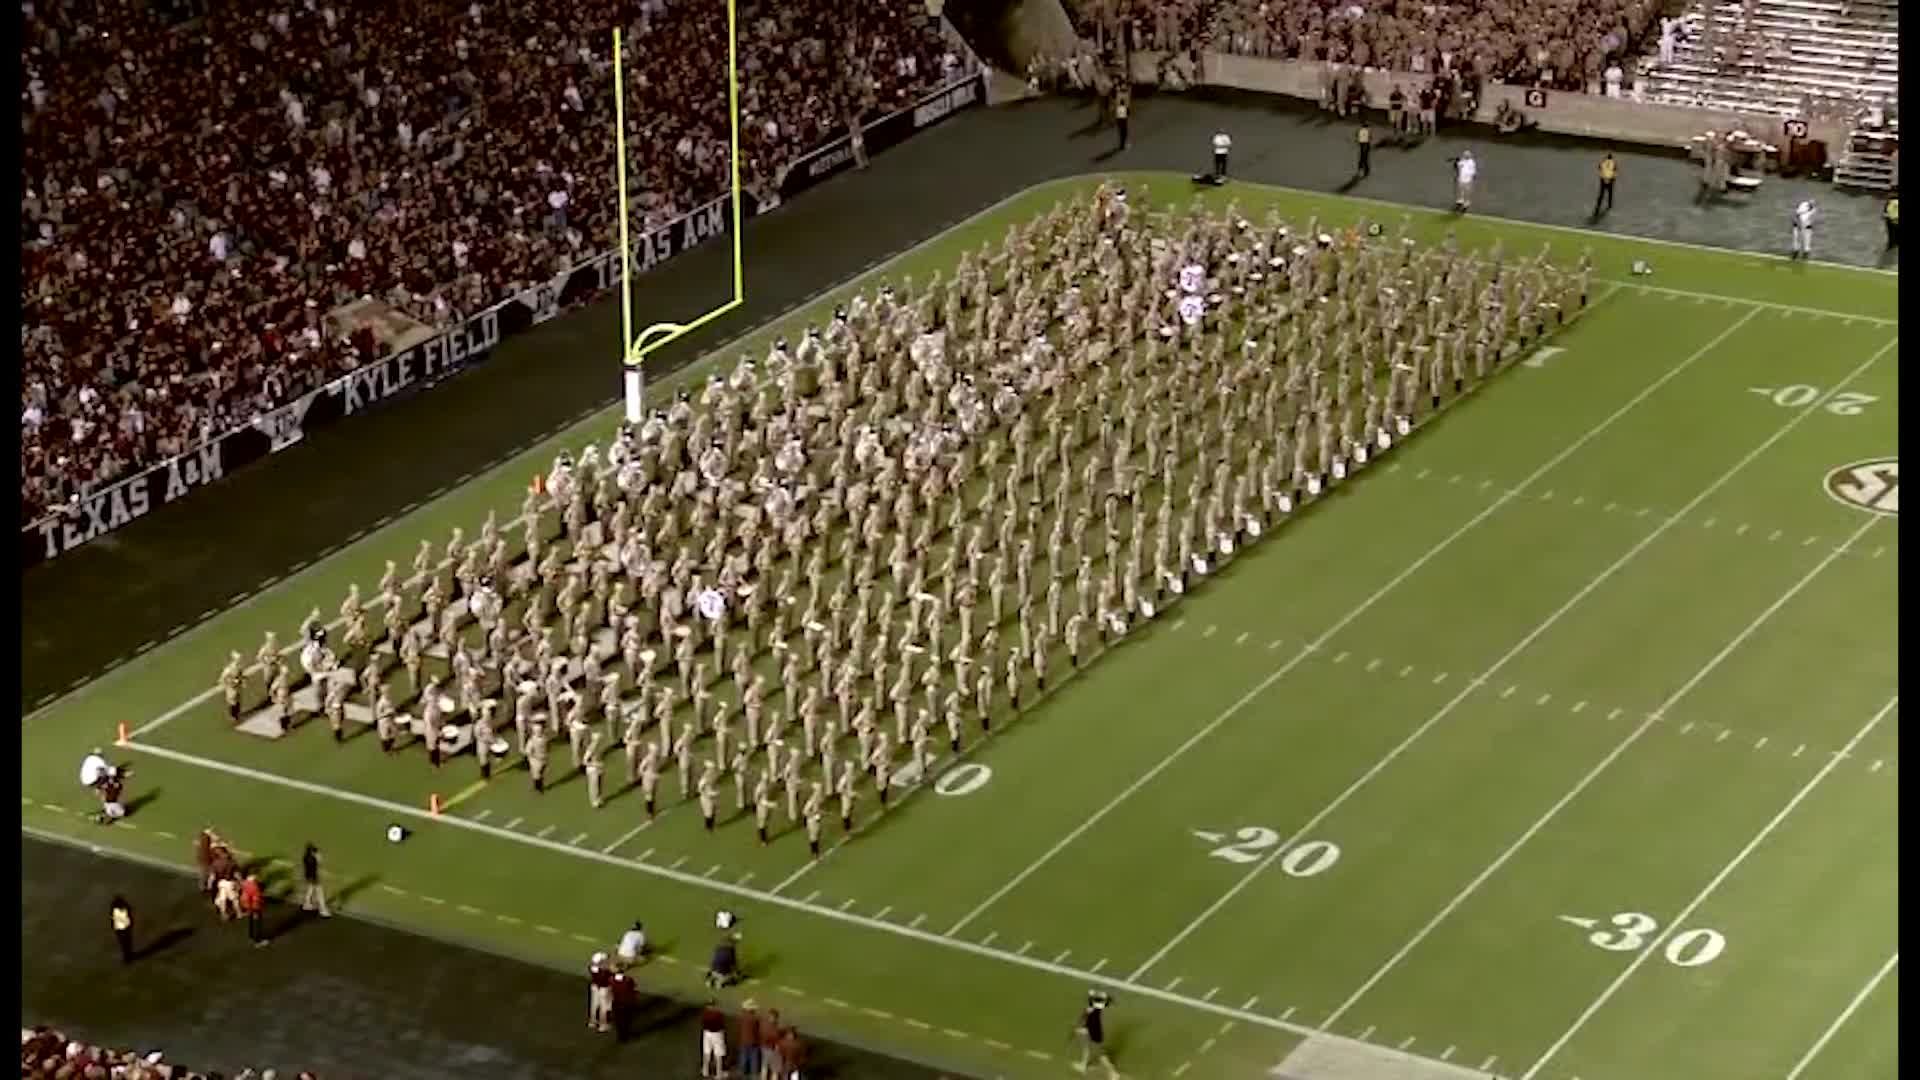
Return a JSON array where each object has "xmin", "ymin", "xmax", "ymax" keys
[
  {"xmin": 429, "ymin": 793, "xmax": 442, "ymax": 817},
  {"xmin": 116, "ymin": 722, "xmax": 129, "ymax": 746}
]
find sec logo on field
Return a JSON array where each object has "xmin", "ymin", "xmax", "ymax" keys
[{"xmin": 1824, "ymin": 458, "xmax": 1898, "ymax": 516}]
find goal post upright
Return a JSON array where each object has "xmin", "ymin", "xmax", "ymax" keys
[{"xmin": 613, "ymin": 0, "xmax": 747, "ymax": 425}]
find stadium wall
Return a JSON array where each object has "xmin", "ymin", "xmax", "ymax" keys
[
  {"xmin": 21, "ymin": 69, "xmax": 988, "ymax": 572},
  {"xmin": 1129, "ymin": 51, "xmax": 1848, "ymax": 152}
]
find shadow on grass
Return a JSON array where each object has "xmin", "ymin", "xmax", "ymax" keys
[{"xmin": 135, "ymin": 925, "xmax": 194, "ymax": 961}]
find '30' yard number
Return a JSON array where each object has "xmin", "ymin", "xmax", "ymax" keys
[
  {"xmin": 1586, "ymin": 912, "xmax": 1727, "ymax": 967},
  {"xmin": 1207, "ymin": 827, "xmax": 1342, "ymax": 877}
]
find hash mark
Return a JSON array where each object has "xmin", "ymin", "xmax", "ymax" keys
[
  {"xmin": 1432, "ymin": 672, "xmax": 1448, "ymax": 685},
  {"xmin": 1417, "ymin": 468, "xmax": 1432, "ymax": 480},
  {"xmin": 981, "ymin": 931, "xmax": 999, "ymax": 947},
  {"xmin": 1235, "ymin": 632, "xmax": 1249, "ymax": 646},
  {"xmin": 1608, "ymin": 707, "xmax": 1623, "ymax": 721},
  {"xmin": 1604, "ymin": 502, "xmax": 1618, "ymax": 513},
  {"xmin": 1793, "ymin": 744, "xmax": 1806, "ymax": 757},
  {"xmin": 1366, "ymin": 658, "xmax": 1382, "ymax": 672},
  {"xmin": 1540, "ymin": 490, "xmax": 1554, "ymax": 500},
  {"xmin": 1502, "ymin": 686, "xmax": 1517, "ymax": 699},
  {"xmin": 1091, "ymin": 958, "xmax": 1108, "ymax": 974},
  {"xmin": 1716, "ymin": 729, "xmax": 1731, "ymax": 742},
  {"xmin": 1171, "ymin": 619, "xmax": 1187, "ymax": 631},
  {"xmin": 803, "ymin": 890, "xmax": 821, "ymax": 903},
  {"xmin": 473, "ymin": 809, "xmax": 491, "ymax": 821},
  {"xmin": 1636, "ymin": 507, "xmax": 1651, "ymax": 517},
  {"xmin": 1359, "ymin": 1025, "xmax": 1376, "ymax": 1040},
  {"xmin": 1203, "ymin": 986, "xmax": 1219, "ymax": 1002},
  {"xmin": 1165, "ymin": 976, "xmax": 1183, "ymax": 992},
  {"xmin": 1681, "ymin": 722, "xmax": 1696, "ymax": 734},
  {"xmin": 910, "ymin": 913, "xmax": 927, "ymax": 929},
  {"xmin": 456, "ymin": 904, "xmax": 484, "ymax": 916},
  {"xmin": 1202, "ymin": 625, "xmax": 1217, "ymax": 639},
  {"xmin": 1768, "ymin": 529, "xmax": 1784, "ymax": 542},
  {"xmin": 639, "ymin": 848, "xmax": 656, "ymax": 862},
  {"xmin": 1572, "ymin": 700, "xmax": 1588, "ymax": 713},
  {"xmin": 1755, "ymin": 737, "xmax": 1768, "ymax": 749},
  {"xmin": 496, "ymin": 915, "xmax": 521, "ymax": 925},
  {"xmin": 504, "ymin": 817, "xmax": 524, "ymax": 830},
  {"xmin": 535, "ymin": 924, "xmax": 559, "ymax": 935},
  {"xmin": 1398, "ymin": 665, "xmax": 1414, "ymax": 678},
  {"xmin": 1055, "ymin": 949, "xmax": 1073, "ymax": 964},
  {"xmin": 669, "ymin": 855, "xmax": 689, "ymax": 870},
  {"xmin": 1873, "ymin": 546, "xmax": 1886, "ymax": 559},
  {"xmin": 535, "ymin": 825, "xmax": 556, "ymax": 839},
  {"xmin": 1536, "ymin": 693, "xmax": 1553, "ymax": 706},
  {"xmin": 1399, "ymin": 1036, "xmax": 1417, "ymax": 1050},
  {"xmin": 1736, "ymin": 523, "xmax": 1751, "ymax": 536},
  {"xmin": 1803, "ymin": 535, "xmax": 1818, "ymax": 547},
  {"xmin": 1871, "ymin": 759, "xmax": 1884, "ymax": 772},
  {"xmin": 1334, "ymin": 651, "xmax": 1350, "ymax": 663},
  {"xmin": 1281, "ymin": 1006, "xmax": 1296, "ymax": 1020},
  {"xmin": 1016, "ymin": 941, "xmax": 1033, "ymax": 956},
  {"xmin": 838, "ymin": 898, "xmax": 857, "ymax": 911},
  {"xmin": 568, "ymin": 832, "xmax": 588, "ymax": 846},
  {"xmin": 1480, "ymin": 1056, "xmax": 1498, "ymax": 1071},
  {"xmin": 874, "ymin": 905, "xmax": 892, "ymax": 920},
  {"xmin": 1704, "ymin": 517, "xmax": 1717, "ymax": 528},
  {"xmin": 1243, "ymin": 995, "xmax": 1261, "ymax": 1010},
  {"xmin": 1441, "ymin": 1046, "xmax": 1456, "ymax": 1061}
]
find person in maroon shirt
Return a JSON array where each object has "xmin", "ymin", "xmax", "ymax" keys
[
  {"xmin": 698, "ymin": 999, "xmax": 727, "ymax": 1078},
  {"xmin": 609, "ymin": 968, "xmax": 637, "ymax": 1043},
  {"xmin": 587, "ymin": 952, "xmax": 613, "ymax": 1033},
  {"xmin": 239, "ymin": 873, "xmax": 267, "ymax": 947}
]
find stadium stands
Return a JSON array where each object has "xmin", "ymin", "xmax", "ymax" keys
[
  {"xmin": 1635, "ymin": 0, "xmax": 1898, "ymax": 119},
  {"xmin": 19, "ymin": 0, "xmax": 960, "ymax": 525},
  {"xmin": 20, "ymin": 1024, "xmax": 304, "ymax": 1080}
]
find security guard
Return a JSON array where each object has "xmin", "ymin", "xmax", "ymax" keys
[
  {"xmin": 1885, "ymin": 194, "xmax": 1899, "ymax": 249},
  {"xmin": 1356, "ymin": 121, "xmax": 1372, "ymax": 178},
  {"xmin": 1595, "ymin": 152, "xmax": 1618, "ymax": 216}
]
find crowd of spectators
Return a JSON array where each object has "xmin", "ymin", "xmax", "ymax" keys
[
  {"xmin": 1066, "ymin": 0, "xmax": 1671, "ymax": 96},
  {"xmin": 20, "ymin": 0, "xmax": 963, "ymax": 524},
  {"xmin": 22, "ymin": 1025, "xmax": 312, "ymax": 1080}
]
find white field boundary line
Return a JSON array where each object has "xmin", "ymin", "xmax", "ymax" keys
[
  {"xmin": 25, "ymin": 176, "xmax": 1887, "ymax": 724},
  {"xmin": 1520, "ymin": 694, "xmax": 1900, "ymax": 1080},
  {"xmin": 944, "ymin": 305, "xmax": 1763, "ymax": 940},
  {"xmin": 1318, "ymin": 340, "xmax": 1895, "ymax": 1026},
  {"xmin": 35, "ymin": 180, "xmax": 1054, "ymax": 734},
  {"xmin": 1784, "ymin": 951, "xmax": 1900, "ymax": 1080},
  {"xmin": 112, "ymin": 734, "xmax": 1473, "ymax": 1078},
  {"xmin": 1231, "ymin": 169, "xmax": 1901, "ymax": 280},
  {"xmin": 1330, "ymin": 505, "xmax": 1888, "ymax": 1033},
  {"xmin": 1131, "ymin": 330, "xmax": 1890, "ymax": 985}
]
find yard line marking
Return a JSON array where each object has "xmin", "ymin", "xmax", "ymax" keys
[
  {"xmin": 1165, "ymin": 975, "xmax": 1183, "ymax": 992},
  {"xmin": 956, "ymin": 310, "xmax": 1766, "ymax": 946},
  {"xmin": 1366, "ymin": 658, "xmax": 1382, "ymax": 672},
  {"xmin": 1785, "ymin": 952, "xmax": 1899, "ymax": 1080},
  {"xmin": 1235, "ymin": 632, "xmax": 1250, "ymax": 646},
  {"xmin": 874, "ymin": 905, "xmax": 892, "ymax": 920},
  {"xmin": 102, "ymin": 742, "xmax": 1535, "ymax": 1076},
  {"xmin": 1309, "ymin": 355, "xmax": 1892, "ymax": 1019},
  {"xmin": 504, "ymin": 817, "xmax": 524, "ymax": 831},
  {"xmin": 567, "ymin": 832, "xmax": 589, "ymax": 846},
  {"xmin": 1203, "ymin": 986, "xmax": 1219, "ymax": 1002},
  {"xmin": 909, "ymin": 913, "xmax": 926, "ymax": 928},
  {"xmin": 600, "ymin": 820, "xmax": 653, "ymax": 854},
  {"xmin": 535, "ymin": 825, "xmax": 556, "ymax": 839},
  {"xmin": 1335, "ymin": 510, "xmax": 1889, "ymax": 1034},
  {"xmin": 1523, "ymin": 695, "xmax": 1899, "ymax": 1080}
]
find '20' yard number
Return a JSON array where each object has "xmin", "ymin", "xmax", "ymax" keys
[
  {"xmin": 1207, "ymin": 827, "xmax": 1342, "ymax": 877},
  {"xmin": 1586, "ymin": 912, "xmax": 1727, "ymax": 967},
  {"xmin": 1758, "ymin": 385, "xmax": 1878, "ymax": 416}
]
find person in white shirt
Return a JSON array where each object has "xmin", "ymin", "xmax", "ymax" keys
[
  {"xmin": 1603, "ymin": 63, "xmax": 1623, "ymax": 98},
  {"xmin": 1212, "ymin": 131, "xmax": 1232, "ymax": 180},
  {"xmin": 1659, "ymin": 17, "xmax": 1678, "ymax": 64},
  {"xmin": 1453, "ymin": 151, "xmax": 1477, "ymax": 212},
  {"xmin": 1790, "ymin": 200, "xmax": 1816, "ymax": 260},
  {"xmin": 616, "ymin": 920, "xmax": 648, "ymax": 969}
]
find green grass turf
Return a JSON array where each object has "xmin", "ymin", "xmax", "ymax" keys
[{"xmin": 23, "ymin": 172, "xmax": 1898, "ymax": 1079}]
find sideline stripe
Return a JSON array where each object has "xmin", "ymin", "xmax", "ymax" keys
[
  {"xmin": 1784, "ymin": 952, "xmax": 1900, "ymax": 1080},
  {"xmin": 950, "ymin": 306, "xmax": 1763, "ymax": 940},
  {"xmin": 115, "ymin": 732, "xmax": 1471, "ymax": 1075}
]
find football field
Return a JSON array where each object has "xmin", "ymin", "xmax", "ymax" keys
[{"xmin": 22, "ymin": 172, "xmax": 1898, "ymax": 1079}]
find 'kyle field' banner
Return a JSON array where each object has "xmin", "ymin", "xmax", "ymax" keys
[{"xmin": 22, "ymin": 68, "xmax": 985, "ymax": 571}]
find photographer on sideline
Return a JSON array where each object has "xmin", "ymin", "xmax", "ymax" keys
[{"xmin": 1075, "ymin": 990, "xmax": 1119, "ymax": 1077}]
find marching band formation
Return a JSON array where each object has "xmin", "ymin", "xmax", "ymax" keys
[{"xmin": 223, "ymin": 185, "xmax": 1589, "ymax": 856}]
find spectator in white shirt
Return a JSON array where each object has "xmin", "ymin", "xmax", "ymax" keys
[
  {"xmin": 1453, "ymin": 150, "xmax": 1477, "ymax": 211},
  {"xmin": 1603, "ymin": 62, "xmax": 1623, "ymax": 98},
  {"xmin": 616, "ymin": 921, "xmax": 648, "ymax": 969}
]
